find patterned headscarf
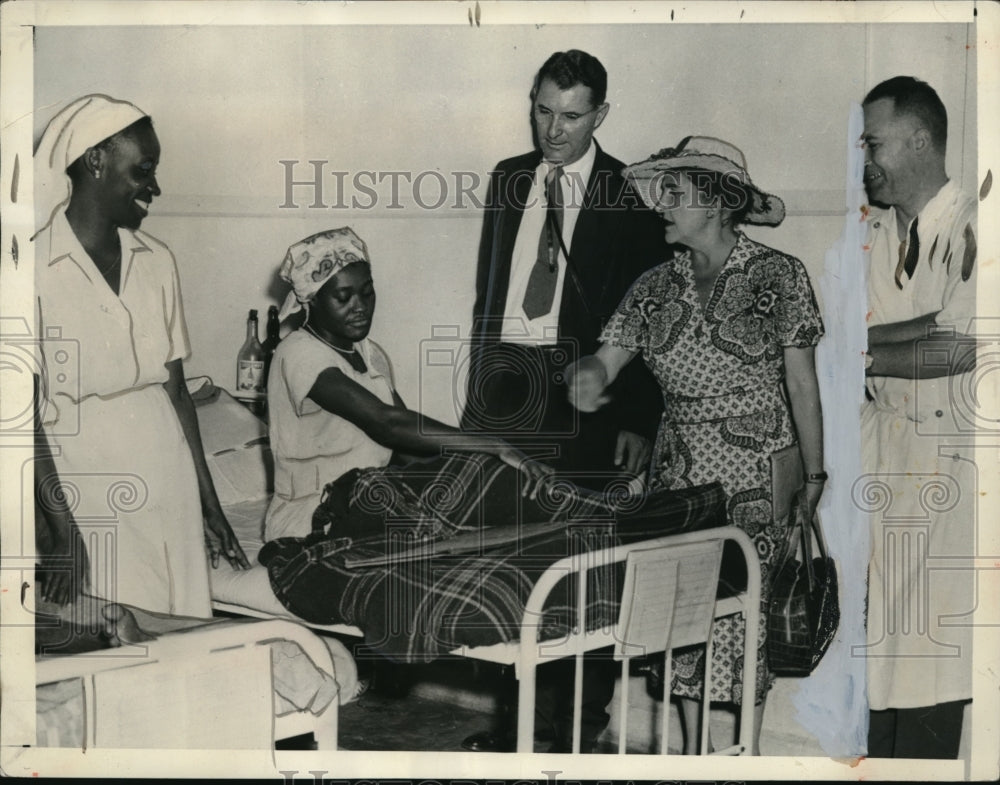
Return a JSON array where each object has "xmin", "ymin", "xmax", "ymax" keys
[
  {"xmin": 34, "ymin": 94, "xmax": 148, "ymax": 234},
  {"xmin": 278, "ymin": 227, "xmax": 372, "ymax": 320}
]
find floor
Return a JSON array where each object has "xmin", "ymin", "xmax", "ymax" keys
[
  {"xmin": 282, "ymin": 642, "xmax": 827, "ymax": 756},
  {"xmin": 336, "ymin": 657, "xmax": 558, "ymax": 753},
  {"xmin": 339, "ymin": 689, "xmax": 497, "ymax": 752},
  {"xmin": 275, "ymin": 645, "xmax": 974, "ymax": 762},
  {"xmin": 315, "ymin": 654, "xmax": 683, "ymax": 754}
]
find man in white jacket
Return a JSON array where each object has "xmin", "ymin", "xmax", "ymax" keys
[{"xmin": 860, "ymin": 75, "xmax": 977, "ymax": 760}]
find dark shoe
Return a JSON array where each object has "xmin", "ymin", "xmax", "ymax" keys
[
  {"xmin": 637, "ymin": 656, "xmax": 665, "ymax": 694},
  {"xmin": 461, "ymin": 730, "xmax": 514, "ymax": 752}
]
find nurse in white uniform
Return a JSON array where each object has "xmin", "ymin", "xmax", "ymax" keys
[{"xmin": 33, "ymin": 95, "xmax": 250, "ymax": 616}]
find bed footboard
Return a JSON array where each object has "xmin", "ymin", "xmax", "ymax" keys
[
  {"xmin": 35, "ymin": 619, "xmax": 341, "ymax": 750},
  {"xmin": 453, "ymin": 526, "xmax": 760, "ymax": 755}
]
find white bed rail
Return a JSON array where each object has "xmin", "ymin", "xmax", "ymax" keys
[
  {"xmin": 207, "ymin": 526, "xmax": 760, "ymax": 756},
  {"xmin": 502, "ymin": 526, "xmax": 760, "ymax": 755},
  {"xmin": 35, "ymin": 618, "xmax": 339, "ymax": 750}
]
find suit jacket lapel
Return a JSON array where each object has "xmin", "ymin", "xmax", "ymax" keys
[
  {"xmin": 490, "ymin": 152, "xmax": 541, "ymax": 320},
  {"xmin": 566, "ymin": 141, "xmax": 619, "ymax": 314}
]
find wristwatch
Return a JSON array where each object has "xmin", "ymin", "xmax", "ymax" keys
[{"xmin": 806, "ymin": 471, "xmax": 829, "ymax": 484}]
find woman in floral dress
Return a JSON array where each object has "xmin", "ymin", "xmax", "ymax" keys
[{"xmin": 567, "ymin": 137, "xmax": 825, "ymax": 755}]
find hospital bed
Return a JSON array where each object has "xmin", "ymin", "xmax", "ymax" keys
[
  {"xmin": 29, "ymin": 382, "xmax": 352, "ymax": 753},
  {"xmin": 34, "ymin": 616, "xmax": 344, "ymax": 750},
  {"xmin": 199, "ymin": 384, "xmax": 762, "ymax": 754}
]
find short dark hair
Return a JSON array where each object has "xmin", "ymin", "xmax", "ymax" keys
[
  {"xmin": 863, "ymin": 76, "xmax": 948, "ymax": 152},
  {"xmin": 67, "ymin": 116, "xmax": 154, "ymax": 182},
  {"xmin": 531, "ymin": 49, "xmax": 607, "ymax": 106}
]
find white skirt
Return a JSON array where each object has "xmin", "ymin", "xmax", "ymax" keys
[{"xmin": 46, "ymin": 384, "xmax": 212, "ymax": 617}]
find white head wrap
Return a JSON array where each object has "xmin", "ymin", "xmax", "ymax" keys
[
  {"xmin": 34, "ymin": 94, "xmax": 148, "ymax": 233},
  {"xmin": 278, "ymin": 227, "xmax": 372, "ymax": 321}
]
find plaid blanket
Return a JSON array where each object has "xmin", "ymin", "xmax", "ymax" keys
[{"xmin": 259, "ymin": 453, "xmax": 725, "ymax": 663}]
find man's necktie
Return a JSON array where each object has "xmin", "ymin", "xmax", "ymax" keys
[
  {"xmin": 522, "ymin": 166, "xmax": 564, "ymax": 320},
  {"xmin": 895, "ymin": 216, "xmax": 920, "ymax": 289}
]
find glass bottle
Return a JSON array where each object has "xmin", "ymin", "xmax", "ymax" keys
[
  {"xmin": 261, "ymin": 305, "xmax": 281, "ymax": 388},
  {"xmin": 236, "ymin": 309, "xmax": 265, "ymax": 394}
]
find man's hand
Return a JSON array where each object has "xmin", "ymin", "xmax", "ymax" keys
[
  {"xmin": 614, "ymin": 430, "xmax": 651, "ymax": 475},
  {"xmin": 203, "ymin": 508, "xmax": 251, "ymax": 570}
]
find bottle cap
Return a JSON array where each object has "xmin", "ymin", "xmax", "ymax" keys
[{"xmin": 249, "ymin": 309, "xmax": 258, "ymax": 319}]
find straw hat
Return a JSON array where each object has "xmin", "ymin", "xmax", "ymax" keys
[{"xmin": 624, "ymin": 135, "xmax": 785, "ymax": 226}]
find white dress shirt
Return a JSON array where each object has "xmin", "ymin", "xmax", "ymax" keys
[{"xmin": 501, "ymin": 140, "xmax": 597, "ymax": 345}]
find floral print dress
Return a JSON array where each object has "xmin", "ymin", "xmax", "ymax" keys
[{"xmin": 600, "ymin": 232, "xmax": 823, "ymax": 704}]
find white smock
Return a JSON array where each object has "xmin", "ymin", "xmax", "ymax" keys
[
  {"xmin": 264, "ymin": 330, "xmax": 395, "ymax": 541},
  {"xmin": 861, "ymin": 179, "xmax": 976, "ymax": 710},
  {"xmin": 36, "ymin": 212, "xmax": 212, "ymax": 617}
]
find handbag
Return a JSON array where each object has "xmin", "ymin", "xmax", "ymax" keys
[{"xmin": 766, "ymin": 494, "xmax": 840, "ymax": 675}]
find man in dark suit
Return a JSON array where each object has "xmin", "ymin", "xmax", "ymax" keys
[
  {"xmin": 464, "ymin": 48, "xmax": 664, "ymax": 486},
  {"xmin": 461, "ymin": 49, "xmax": 666, "ymax": 753}
]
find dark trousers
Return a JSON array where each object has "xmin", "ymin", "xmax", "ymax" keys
[
  {"xmin": 464, "ymin": 342, "xmax": 623, "ymax": 488},
  {"xmin": 868, "ymin": 700, "xmax": 967, "ymax": 759}
]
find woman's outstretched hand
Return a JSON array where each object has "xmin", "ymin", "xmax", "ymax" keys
[
  {"xmin": 203, "ymin": 508, "xmax": 252, "ymax": 570},
  {"xmin": 565, "ymin": 355, "xmax": 612, "ymax": 413},
  {"xmin": 496, "ymin": 447, "xmax": 555, "ymax": 500}
]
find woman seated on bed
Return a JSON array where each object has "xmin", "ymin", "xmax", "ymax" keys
[{"xmin": 264, "ymin": 227, "xmax": 553, "ymax": 542}]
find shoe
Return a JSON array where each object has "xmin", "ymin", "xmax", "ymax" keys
[
  {"xmin": 461, "ymin": 730, "xmax": 515, "ymax": 752},
  {"xmin": 636, "ymin": 657, "xmax": 665, "ymax": 693}
]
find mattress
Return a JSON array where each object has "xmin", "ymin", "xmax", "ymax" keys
[
  {"xmin": 209, "ymin": 496, "xmax": 291, "ymax": 618},
  {"xmin": 193, "ymin": 386, "xmax": 315, "ymax": 623}
]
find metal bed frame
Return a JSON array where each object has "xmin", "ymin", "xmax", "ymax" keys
[
  {"xmin": 213, "ymin": 525, "xmax": 760, "ymax": 755},
  {"xmin": 35, "ymin": 618, "xmax": 340, "ymax": 750}
]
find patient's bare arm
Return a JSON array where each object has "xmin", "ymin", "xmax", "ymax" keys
[{"xmin": 308, "ymin": 366, "xmax": 554, "ymax": 499}]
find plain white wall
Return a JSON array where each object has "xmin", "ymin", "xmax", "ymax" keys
[{"xmin": 33, "ymin": 22, "xmax": 975, "ymax": 423}]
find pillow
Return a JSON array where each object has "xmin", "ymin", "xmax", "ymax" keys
[{"xmin": 194, "ymin": 387, "xmax": 272, "ymax": 505}]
